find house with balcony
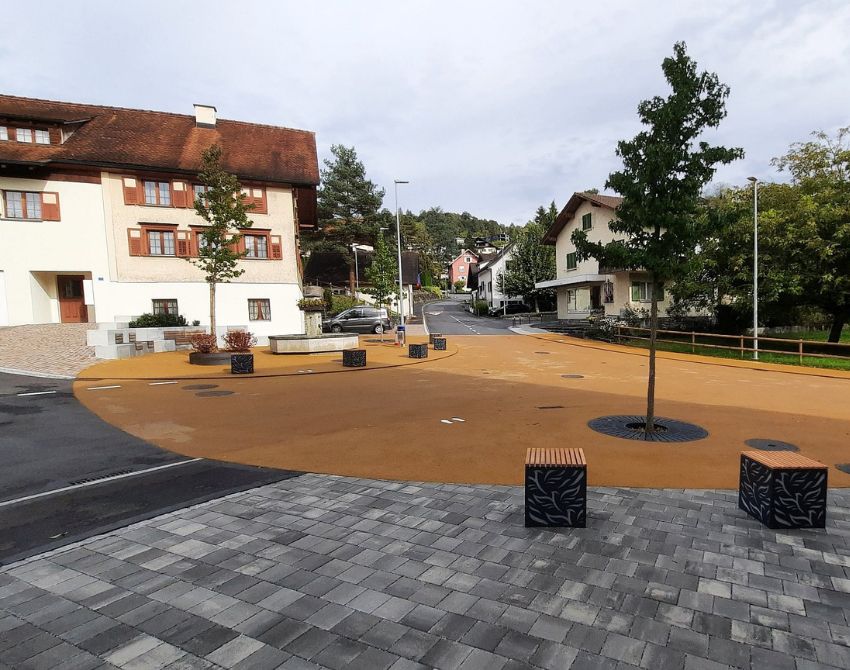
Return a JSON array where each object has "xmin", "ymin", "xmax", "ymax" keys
[
  {"xmin": 535, "ymin": 191, "xmax": 672, "ymax": 320},
  {"xmin": 0, "ymin": 95, "xmax": 318, "ymax": 337}
]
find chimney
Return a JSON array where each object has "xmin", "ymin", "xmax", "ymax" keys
[{"xmin": 193, "ymin": 104, "xmax": 217, "ymax": 128}]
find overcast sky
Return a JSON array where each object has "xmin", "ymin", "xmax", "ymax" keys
[{"xmin": 3, "ymin": 1, "xmax": 849, "ymax": 224}]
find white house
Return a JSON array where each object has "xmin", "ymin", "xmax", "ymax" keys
[
  {"xmin": 0, "ymin": 95, "xmax": 319, "ymax": 338},
  {"xmin": 475, "ymin": 244, "xmax": 522, "ymax": 310},
  {"xmin": 535, "ymin": 191, "xmax": 673, "ymax": 320}
]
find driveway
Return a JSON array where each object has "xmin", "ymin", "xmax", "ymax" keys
[
  {"xmin": 423, "ymin": 297, "xmax": 517, "ymax": 335},
  {"xmin": 0, "ymin": 372, "xmax": 297, "ymax": 564},
  {"xmin": 0, "ymin": 323, "xmax": 98, "ymax": 377}
]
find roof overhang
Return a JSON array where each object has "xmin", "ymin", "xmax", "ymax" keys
[
  {"xmin": 541, "ymin": 192, "xmax": 623, "ymax": 245},
  {"xmin": 535, "ymin": 274, "xmax": 614, "ymax": 290}
]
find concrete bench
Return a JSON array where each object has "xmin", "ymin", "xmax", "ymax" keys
[
  {"xmin": 739, "ymin": 451, "xmax": 827, "ymax": 528},
  {"xmin": 525, "ymin": 448, "xmax": 587, "ymax": 528}
]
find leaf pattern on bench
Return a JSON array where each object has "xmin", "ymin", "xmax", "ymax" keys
[
  {"xmin": 739, "ymin": 456, "xmax": 772, "ymax": 525},
  {"xmin": 525, "ymin": 466, "xmax": 586, "ymax": 527},
  {"xmin": 773, "ymin": 470, "xmax": 826, "ymax": 528}
]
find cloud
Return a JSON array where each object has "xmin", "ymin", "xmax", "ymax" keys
[{"xmin": 2, "ymin": 0, "xmax": 849, "ymax": 223}]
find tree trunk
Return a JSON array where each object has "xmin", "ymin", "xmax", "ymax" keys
[
  {"xmin": 209, "ymin": 282, "xmax": 217, "ymax": 345},
  {"xmin": 645, "ymin": 278, "xmax": 659, "ymax": 437},
  {"xmin": 349, "ymin": 265, "xmax": 356, "ymax": 297},
  {"xmin": 827, "ymin": 311, "xmax": 847, "ymax": 343}
]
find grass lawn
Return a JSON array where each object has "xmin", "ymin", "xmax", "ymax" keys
[
  {"xmin": 768, "ymin": 328, "xmax": 850, "ymax": 343},
  {"xmin": 616, "ymin": 337, "xmax": 850, "ymax": 371}
]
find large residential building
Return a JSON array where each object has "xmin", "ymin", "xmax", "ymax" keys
[
  {"xmin": 475, "ymin": 244, "xmax": 521, "ymax": 310},
  {"xmin": 448, "ymin": 249, "xmax": 478, "ymax": 289},
  {"xmin": 535, "ymin": 191, "xmax": 673, "ymax": 320},
  {"xmin": 0, "ymin": 95, "xmax": 318, "ymax": 337}
]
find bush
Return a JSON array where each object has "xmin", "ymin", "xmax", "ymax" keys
[
  {"xmin": 472, "ymin": 299, "xmax": 489, "ymax": 316},
  {"xmin": 190, "ymin": 333, "xmax": 218, "ymax": 353},
  {"xmin": 297, "ymin": 298, "xmax": 325, "ymax": 311},
  {"xmin": 323, "ymin": 287, "xmax": 334, "ymax": 312},
  {"xmin": 223, "ymin": 330, "xmax": 257, "ymax": 352},
  {"xmin": 129, "ymin": 312, "xmax": 188, "ymax": 328},
  {"xmin": 453, "ymin": 280, "xmax": 466, "ymax": 292},
  {"xmin": 423, "ymin": 285, "xmax": 443, "ymax": 299},
  {"xmin": 329, "ymin": 294, "xmax": 362, "ymax": 315}
]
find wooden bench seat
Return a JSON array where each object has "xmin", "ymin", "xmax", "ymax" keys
[
  {"xmin": 739, "ymin": 450, "xmax": 828, "ymax": 529},
  {"xmin": 525, "ymin": 448, "xmax": 587, "ymax": 528}
]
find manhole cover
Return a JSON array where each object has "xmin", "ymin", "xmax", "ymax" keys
[
  {"xmin": 588, "ymin": 415, "xmax": 708, "ymax": 442},
  {"xmin": 561, "ymin": 374, "xmax": 584, "ymax": 379},
  {"xmin": 745, "ymin": 438, "xmax": 799, "ymax": 452},
  {"xmin": 835, "ymin": 464, "xmax": 850, "ymax": 475},
  {"xmin": 183, "ymin": 384, "xmax": 218, "ymax": 390},
  {"xmin": 196, "ymin": 390, "xmax": 234, "ymax": 397}
]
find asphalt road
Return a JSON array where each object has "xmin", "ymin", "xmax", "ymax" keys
[
  {"xmin": 422, "ymin": 296, "xmax": 518, "ymax": 335},
  {"xmin": 0, "ymin": 372, "xmax": 297, "ymax": 564}
]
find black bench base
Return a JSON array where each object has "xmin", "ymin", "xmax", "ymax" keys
[
  {"xmin": 525, "ymin": 466, "xmax": 587, "ymax": 528},
  {"xmin": 409, "ymin": 343, "xmax": 428, "ymax": 359},
  {"xmin": 739, "ymin": 454, "xmax": 827, "ymax": 529},
  {"xmin": 433, "ymin": 337, "xmax": 447, "ymax": 351},
  {"xmin": 342, "ymin": 349, "xmax": 367, "ymax": 367},
  {"xmin": 230, "ymin": 353, "xmax": 254, "ymax": 374}
]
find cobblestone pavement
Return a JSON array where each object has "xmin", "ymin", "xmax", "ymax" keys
[
  {"xmin": 0, "ymin": 323, "xmax": 98, "ymax": 378},
  {"xmin": 1, "ymin": 475, "xmax": 849, "ymax": 669}
]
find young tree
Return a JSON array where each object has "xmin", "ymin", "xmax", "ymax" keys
[
  {"xmin": 572, "ymin": 42, "xmax": 743, "ymax": 434},
  {"xmin": 190, "ymin": 145, "xmax": 253, "ymax": 341},
  {"xmin": 365, "ymin": 232, "xmax": 398, "ymax": 313},
  {"xmin": 314, "ymin": 144, "xmax": 385, "ymax": 292},
  {"xmin": 497, "ymin": 203, "xmax": 557, "ymax": 312}
]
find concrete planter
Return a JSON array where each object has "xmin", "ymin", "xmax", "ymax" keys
[{"xmin": 269, "ymin": 333, "xmax": 358, "ymax": 354}]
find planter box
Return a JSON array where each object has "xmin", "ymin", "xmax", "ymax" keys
[
  {"xmin": 231, "ymin": 353, "xmax": 254, "ymax": 374},
  {"xmin": 739, "ymin": 451, "xmax": 827, "ymax": 529},
  {"xmin": 342, "ymin": 349, "xmax": 366, "ymax": 367},
  {"xmin": 408, "ymin": 343, "xmax": 428, "ymax": 359},
  {"xmin": 433, "ymin": 337, "xmax": 447, "ymax": 351}
]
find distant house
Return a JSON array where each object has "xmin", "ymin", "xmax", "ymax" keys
[
  {"xmin": 448, "ymin": 249, "xmax": 478, "ymax": 289},
  {"xmin": 475, "ymin": 244, "xmax": 521, "ymax": 310},
  {"xmin": 534, "ymin": 191, "xmax": 674, "ymax": 320}
]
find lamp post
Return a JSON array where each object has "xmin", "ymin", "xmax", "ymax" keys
[
  {"xmin": 394, "ymin": 180, "xmax": 409, "ymax": 328},
  {"xmin": 352, "ymin": 243, "xmax": 360, "ymax": 294},
  {"xmin": 747, "ymin": 176, "xmax": 759, "ymax": 361}
]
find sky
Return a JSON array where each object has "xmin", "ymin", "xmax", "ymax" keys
[{"xmin": 3, "ymin": 1, "xmax": 849, "ymax": 225}]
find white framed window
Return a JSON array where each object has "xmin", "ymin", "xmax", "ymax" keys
[
  {"xmin": 143, "ymin": 181, "xmax": 171, "ymax": 206},
  {"xmin": 631, "ymin": 281, "xmax": 664, "ymax": 302},
  {"xmin": 244, "ymin": 234, "xmax": 268, "ymax": 259},
  {"xmin": 3, "ymin": 191, "xmax": 41, "ymax": 219},
  {"xmin": 148, "ymin": 230, "xmax": 176, "ymax": 256},
  {"xmin": 459, "ymin": 265, "xmax": 465, "ymax": 271},
  {"xmin": 34, "ymin": 129, "xmax": 50, "ymax": 144},
  {"xmin": 16, "ymin": 128, "xmax": 32, "ymax": 142},
  {"xmin": 0, "ymin": 126, "xmax": 7, "ymax": 141},
  {"xmin": 152, "ymin": 299, "xmax": 178, "ymax": 315},
  {"xmin": 248, "ymin": 298, "xmax": 271, "ymax": 321},
  {"xmin": 465, "ymin": 256, "xmax": 471, "ymax": 262}
]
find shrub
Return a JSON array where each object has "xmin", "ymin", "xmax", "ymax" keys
[
  {"xmin": 423, "ymin": 285, "xmax": 443, "ymax": 299},
  {"xmin": 453, "ymin": 280, "xmax": 466, "ymax": 292},
  {"xmin": 329, "ymin": 294, "xmax": 362, "ymax": 315},
  {"xmin": 223, "ymin": 330, "xmax": 257, "ymax": 352},
  {"xmin": 129, "ymin": 312, "xmax": 188, "ymax": 328},
  {"xmin": 323, "ymin": 287, "xmax": 334, "ymax": 312},
  {"xmin": 297, "ymin": 298, "xmax": 325, "ymax": 311},
  {"xmin": 472, "ymin": 299, "xmax": 489, "ymax": 316},
  {"xmin": 190, "ymin": 333, "xmax": 218, "ymax": 353}
]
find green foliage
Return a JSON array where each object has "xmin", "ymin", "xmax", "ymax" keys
[
  {"xmin": 329, "ymin": 294, "xmax": 362, "ymax": 315},
  {"xmin": 453, "ymin": 280, "xmax": 466, "ymax": 292},
  {"xmin": 129, "ymin": 313, "xmax": 188, "ymax": 328},
  {"xmin": 497, "ymin": 203, "xmax": 557, "ymax": 312},
  {"xmin": 422, "ymin": 285, "xmax": 443, "ymax": 299},
  {"xmin": 297, "ymin": 298, "xmax": 325, "ymax": 311},
  {"xmin": 323, "ymin": 287, "xmax": 334, "ymax": 312},
  {"xmin": 472, "ymin": 299, "xmax": 489, "ymax": 316},
  {"xmin": 571, "ymin": 41, "xmax": 742, "ymax": 431},
  {"xmin": 364, "ymin": 233, "xmax": 398, "ymax": 309}
]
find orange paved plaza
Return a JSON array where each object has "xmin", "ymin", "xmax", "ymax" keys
[{"xmin": 74, "ymin": 334, "xmax": 850, "ymax": 489}]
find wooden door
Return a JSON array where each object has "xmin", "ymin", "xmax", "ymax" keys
[{"xmin": 57, "ymin": 275, "xmax": 88, "ymax": 323}]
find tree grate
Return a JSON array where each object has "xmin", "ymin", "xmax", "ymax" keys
[
  {"xmin": 183, "ymin": 384, "xmax": 218, "ymax": 390},
  {"xmin": 588, "ymin": 415, "xmax": 708, "ymax": 442}
]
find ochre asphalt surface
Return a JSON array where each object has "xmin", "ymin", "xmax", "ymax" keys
[{"xmin": 74, "ymin": 334, "xmax": 850, "ymax": 488}]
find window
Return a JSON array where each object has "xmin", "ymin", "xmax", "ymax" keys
[
  {"xmin": 34, "ymin": 129, "xmax": 50, "ymax": 144},
  {"xmin": 582, "ymin": 212, "xmax": 592, "ymax": 230},
  {"xmin": 248, "ymin": 299, "xmax": 271, "ymax": 321},
  {"xmin": 244, "ymin": 235, "xmax": 268, "ymax": 259},
  {"xmin": 16, "ymin": 128, "xmax": 32, "ymax": 143},
  {"xmin": 459, "ymin": 265, "xmax": 465, "ymax": 271},
  {"xmin": 566, "ymin": 252, "xmax": 577, "ymax": 270},
  {"xmin": 465, "ymin": 256, "xmax": 471, "ymax": 263},
  {"xmin": 148, "ymin": 230, "xmax": 176, "ymax": 256},
  {"xmin": 4, "ymin": 191, "xmax": 41, "ymax": 219},
  {"xmin": 143, "ymin": 181, "xmax": 171, "ymax": 206},
  {"xmin": 193, "ymin": 184, "xmax": 208, "ymax": 203},
  {"xmin": 0, "ymin": 126, "xmax": 7, "ymax": 141},
  {"xmin": 631, "ymin": 281, "xmax": 664, "ymax": 302},
  {"xmin": 152, "ymin": 299, "xmax": 178, "ymax": 315}
]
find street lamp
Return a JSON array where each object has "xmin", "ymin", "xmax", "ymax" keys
[
  {"xmin": 747, "ymin": 176, "xmax": 759, "ymax": 360},
  {"xmin": 394, "ymin": 180, "xmax": 409, "ymax": 328},
  {"xmin": 352, "ymin": 243, "xmax": 360, "ymax": 293}
]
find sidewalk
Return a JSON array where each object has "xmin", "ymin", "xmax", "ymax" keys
[
  {"xmin": 0, "ymin": 323, "xmax": 97, "ymax": 378},
  {"xmin": 2, "ymin": 474, "xmax": 849, "ymax": 669}
]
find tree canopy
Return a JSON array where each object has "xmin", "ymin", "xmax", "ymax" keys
[{"xmin": 497, "ymin": 202, "xmax": 558, "ymax": 311}]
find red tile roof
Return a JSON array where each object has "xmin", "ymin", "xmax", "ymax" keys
[
  {"xmin": 542, "ymin": 191, "xmax": 624, "ymax": 244},
  {"xmin": 0, "ymin": 95, "xmax": 319, "ymax": 185}
]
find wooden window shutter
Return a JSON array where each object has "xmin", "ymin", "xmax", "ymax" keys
[
  {"xmin": 127, "ymin": 228, "xmax": 144, "ymax": 256},
  {"xmin": 41, "ymin": 192, "xmax": 61, "ymax": 221},
  {"xmin": 172, "ymin": 181, "xmax": 188, "ymax": 208},
  {"xmin": 251, "ymin": 187, "xmax": 267, "ymax": 214},
  {"xmin": 176, "ymin": 231, "xmax": 191, "ymax": 257},
  {"xmin": 270, "ymin": 235, "xmax": 282, "ymax": 259},
  {"xmin": 122, "ymin": 177, "xmax": 139, "ymax": 205}
]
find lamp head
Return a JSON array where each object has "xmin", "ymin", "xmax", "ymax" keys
[
  {"xmin": 394, "ymin": 179, "xmax": 409, "ymax": 185},
  {"xmin": 747, "ymin": 176, "xmax": 758, "ymax": 183}
]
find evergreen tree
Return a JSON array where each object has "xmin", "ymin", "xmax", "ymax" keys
[
  {"xmin": 190, "ymin": 145, "xmax": 254, "ymax": 341},
  {"xmin": 572, "ymin": 42, "xmax": 743, "ymax": 434}
]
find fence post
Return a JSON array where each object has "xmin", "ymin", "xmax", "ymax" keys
[
  {"xmin": 740, "ymin": 335, "xmax": 744, "ymax": 358},
  {"xmin": 799, "ymin": 339, "xmax": 803, "ymax": 365},
  {"xmin": 691, "ymin": 331, "xmax": 695, "ymax": 353}
]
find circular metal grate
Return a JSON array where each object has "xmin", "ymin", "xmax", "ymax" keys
[
  {"xmin": 835, "ymin": 464, "xmax": 850, "ymax": 475},
  {"xmin": 588, "ymin": 415, "xmax": 708, "ymax": 442},
  {"xmin": 183, "ymin": 384, "xmax": 218, "ymax": 390},
  {"xmin": 744, "ymin": 438, "xmax": 799, "ymax": 452},
  {"xmin": 196, "ymin": 390, "xmax": 234, "ymax": 397}
]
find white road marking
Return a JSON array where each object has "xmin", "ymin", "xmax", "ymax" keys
[
  {"xmin": 451, "ymin": 417, "xmax": 465, "ymax": 422},
  {"xmin": 149, "ymin": 381, "xmax": 178, "ymax": 386},
  {"xmin": 16, "ymin": 391, "xmax": 57, "ymax": 397},
  {"xmin": 0, "ymin": 458, "xmax": 204, "ymax": 509},
  {"xmin": 87, "ymin": 385, "xmax": 121, "ymax": 391},
  {"xmin": 440, "ymin": 419, "xmax": 453, "ymax": 424}
]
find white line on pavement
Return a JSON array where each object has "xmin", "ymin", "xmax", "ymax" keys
[
  {"xmin": 87, "ymin": 385, "xmax": 121, "ymax": 390},
  {"xmin": 0, "ymin": 458, "xmax": 204, "ymax": 509},
  {"xmin": 149, "ymin": 381, "xmax": 179, "ymax": 386},
  {"xmin": 16, "ymin": 391, "xmax": 58, "ymax": 397}
]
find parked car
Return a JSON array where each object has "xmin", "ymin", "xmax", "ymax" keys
[
  {"xmin": 324, "ymin": 306, "xmax": 392, "ymax": 334},
  {"xmin": 488, "ymin": 303, "xmax": 531, "ymax": 316}
]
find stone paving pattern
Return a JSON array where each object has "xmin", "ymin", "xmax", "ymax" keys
[
  {"xmin": 1, "ymin": 474, "xmax": 850, "ymax": 669},
  {"xmin": 0, "ymin": 324, "xmax": 98, "ymax": 377}
]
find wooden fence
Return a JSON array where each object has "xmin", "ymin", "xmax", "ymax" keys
[{"xmin": 613, "ymin": 326, "xmax": 850, "ymax": 364}]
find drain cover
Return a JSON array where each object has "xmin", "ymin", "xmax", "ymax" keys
[
  {"xmin": 588, "ymin": 415, "xmax": 708, "ymax": 442},
  {"xmin": 836, "ymin": 464, "xmax": 850, "ymax": 475},
  {"xmin": 196, "ymin": 390, "xmax": 234, "ymax": 397},
  {"xmin": 183, "ymin": 384, "xmax": 218, "ymax": 390},
  {"xmin": 744, "ymin": 438, "xmax": 799, "ymax": 452},
  {"xmin": 561, "ymin": 374, "xmax": 584, "ymax": 379}
]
